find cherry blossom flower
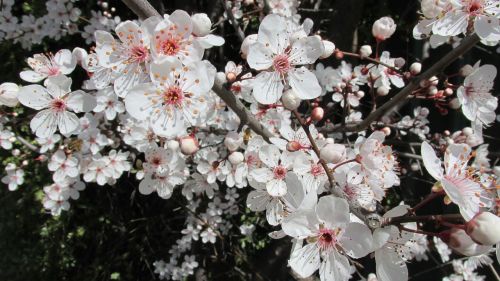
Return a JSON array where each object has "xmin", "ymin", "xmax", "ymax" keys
[
  {"xmin": 2, "ymin": 163, "xmax": 24, "ymax": 191},
  {"xmin": 247, "ymin": 14, "xmax": 323, "ymax": 104},
  {"xmin": 432, "ymin": 0, "xmax": 500, "ymax": 41},
  {"xmin": 48, "ymin": 149, "xmax": 80, "ymax": 182},
  {"xmin": 139, "ymin": 146, "xmax": 187, "ymax": 199},
  {"xmin": 151, "ymin": 10, "xmax": 204, "ymax": 63},
  {"xmin": 125, "ymin": 58, "xmax": 215, "ymax": 138},
  {"xmin": 421, "ymin": 141, "xmax": 494, "ymax": 220},
  {"xmin": 93, "ymin": 87, "xmax": 125, "ymax": 120},
  {"xmin": 17, "ymin": 76, "xmax": 96, "ymax": 138},
  {"xmin": 282, "ymin": 196, "xmax": 373, "ymax": 280},
  {"xmin": 250, "ymin": 144, "xmax": 297, "ymax": 197},
  {"xmin": 457, "ymin": 63, "xmax": 498, "ymax": 127},
  {"xmin": 36, "ymin": 133, "xmax": 61, "ymax": 153},
  {"xmin": 20, "ymin": 49, "xmax": 76, "ymax": 82},
  {"xmin": 95, "ymin": 20, "xmax": 151, "ymax": 97},
  {"xmin": 0, "ymin": 128, "xmax": 15, "ymax": 150}
]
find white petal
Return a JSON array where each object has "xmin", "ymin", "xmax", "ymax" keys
[
  {"xmin": 259, "ymin": 144, "xmax": 281, "ymax": 167},
  {"xmin": 266, "ymin": 198, "xmax": 284, "ymax": 226},
  {"xmin": 375, "ymin": 247, "xmax": 408, "ymax": 281},
  {"xmin": 139, "ymin": 177, "xmax": 155, "ymax": 195},
  {"xmin": 340, "ymin": 222, "xmax": 373, "ymax": 258},
  {"xmin": 316, "ymin": 195, "xmax": 349, "ymax": 227},
  {"xmin": 124, "ymin": 83, "xmax": 157, "ymax": 120},
  {"xmin": 54, "ymin": 49, "xmax": 76, "ymax": 75},
  {"xmin": 288, "ymin": 67, "xmax": 321, "ymax": 100},
  {"xmin": 282, "ymin": 210, "xmax": 316, "ymax": 239},
  {"xmin": 289, "ymin": 243, "xmax": 320, "ymax": 278},
  {"xmin": 289, "ymin": 36, "xmax": 323, "ymax": 65},
  {"xmin": 420, "ymin": 141, "xmax": 443, "ymax": 181},
  {"xmin": 257, "ymin": 14, "xmax": 289, "ymax": 54},
  {"xmin": 57, "ymin": 111, "xmax": 80, "ymax": 136},
  {"xmin": 252, "ymin": 71, "xmax": 283, "ymax": 104},
  {"xmin": 17, "ymin": 85, "xmax": 52, "ymax": 110},
  {"xmin": 319, "ymin": 250, "xmax": 351, "ymax": 281},
  {"xmin": 266, "ymin": 179, "xmax": 287, "ymax": 197},
  {"xmin": 30, "ymin": 109, "xmax": 57, "ymax": 138},
  {"xmin": 246, "ymin": 190, "xmax": 271, "ymax": 212},
  {"xmin": 66, "ymin": 90, "xmax": 96, "ymax": 113},
  {"xmin": 432, "ymin": 12, "xmax": 468, "ymax": 37},
  {"xmin": 247, "ymin": 42, "xmax": 274, "ymax": 71},
  {"xmin": 20, "ymin": 70, "xmax": 46, "ymax": 83}
]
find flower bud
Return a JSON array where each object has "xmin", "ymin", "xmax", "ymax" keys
[
  {"xmin": 466, "ymin": 212, "xmax": 500, "ymax": 245},
  {"xmin": 224, "ymin": 131, "xmax": 243, "ymax": 152},
  {"xmin": 179, "ymin": 135, "xmax": 199, "ymax": 155},
  {"xmin": 167, "ymin": 140, "xmax": 179, "ymax": 150},
  {"xmin": 377, "ymin": 86, "xmax": 390, "ymax": 96},
  {"xmin": 381, "ymin": 127, "xmax": 391, "ymax": 136},
  {"xmin": 359, "ymin": 45, "xmax": 372, "ymax": 58},
  {"xmin": 282, "ymin": 89, "xmax": 301, "ymax": 110},
  {"xmin": 334, "ymin": 50, "xmax": 344, "ymax": 59},
  {"xmin": 462, "ymin": 127, "xmax": 473, "ymax": 136},
  {"xmin": 442, "ymin": 228, "xmax": 492, "ymax": 256},
  {"xmin": 228, "ymin": 151, "xmax": 244, "ymax": 165},
  {"xmin": 286, "ymin": 140, "xmax": 302, "ymax": 152},
  {"xmin": 372, "ymin": 16, "xmax": 396, "ymax": 41},
  {"xmin": 0, "ymin": 82, "xmax": 19, "ymax": 107},
  {"xmin": 226, "ymin": 72, "xmax": 237, "ymax": 83},
  {"xmin": 240, "ymin": 34, "xmax": 258, "ymax": 59},
  {"xmin": 191, "ymin": 13, "xmax": 212, "ymax": 37},
  {"xmin": 320, "ymin": 40, "xmax": 335, "ymax": 59},
  {"xmin": 460, "ymin": 64, "xmax": 473, "ymax": 77},
  {"xmin": 444, "ymin": 88, "xmax": 454, "ymax": 96},
  {"xmin": 320, "ymin": 143, "xmax": 346, "ymax": 164},
  {"xmin": 12, "ymin": 149, "xmax": 21, "ymax": 156},
  {"xmin": 429, "ymin": 76, "xmax": 439, "ymax": 86},
  {"xmin": 356, "ymin": 90, "xmax": 365, "ymax": 99},
  {"xmin": 311, "ymin": 107, "xmax": 324, "ymax": 122},
  {"xmin": 410, "ymin": 62, "xmax": 422, "ymax": 75}
]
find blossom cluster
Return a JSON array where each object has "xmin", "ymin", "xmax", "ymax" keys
[{"xmin": 1, "ymin": 1, "xmax": 500, "ymax": 281}]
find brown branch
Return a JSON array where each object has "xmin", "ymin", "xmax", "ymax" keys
[
  {"xmin": 323, "ymin": 34, "xmax": 481, "ymax": 134},
  {"xmin": 121, "ymin": 0, "xmax": 274, "ymax": 142},
  {"xmin": 382, "ymin": 214, "xmax": 464, "ymax": 226}
]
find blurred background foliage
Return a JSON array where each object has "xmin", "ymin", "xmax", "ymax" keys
[{"xmin": 0, "ymin": 0, "xmax": 499, "ymax": 280}]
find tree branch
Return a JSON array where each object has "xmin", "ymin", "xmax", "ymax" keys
[
  {"xmin": 121, "ymin": 0, "xmax": 274, "ymax": 142},
  {"xmin": 323, "ymin": 34, "xmax": 481, "ymax": 134}
]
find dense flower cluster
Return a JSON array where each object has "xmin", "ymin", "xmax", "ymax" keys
[{"xmin": 1, "ymin": 1, "xmax": 500, "ymax": 281}]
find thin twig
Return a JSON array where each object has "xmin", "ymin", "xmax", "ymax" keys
[
  {"xmin": 323, "ymin": 34, "xmax": 481, "ymax": 134},
  {"xmin": 221, "ymin": 0, "xmax": 245, "ymax": 42}
]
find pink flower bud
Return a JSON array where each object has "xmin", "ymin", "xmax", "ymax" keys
[
  {"xmin": 466, "ymin": 212, "xmax": 500, "ymax": 245},
  {"xmin": 224, "ymin": 131, "xmax": 243, "ymax": 152},
  {"xmin": 394, "ymin": 57, "xmax": 405, "ymax": 68},
  {"xmin": 226, "ymin": 72, "xmax": 237, "ymax": 83},
  {"xmin": 228, "ymin": 151, "xmax": 244, "ymax": 165},
  {"xmin": 320, "ymin": 143, "xmax": 346, "ymax": 164},
  {"xmin": 311, "ymin": 107, "xmax": 324, "ymax": 122},
  {"xmin": 381, "ymin": 127, "xmax": 391, "ymax": 136},
  {"xmin": 377, "ymin": 86, "xmax": 390, "ymax": 96},
  {"xmin": 179, "ymin": 135, "xmax": 199, "ymax": 155},
  {"xmin": 372, "ymin": 16, "xmax": 396, "ymax": 41},
  {"xmin": 286, "ymin": 140, "xmax": 302, "ymax": 152}
]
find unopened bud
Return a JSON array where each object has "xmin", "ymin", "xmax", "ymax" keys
[
  {"xmin": 311, "ymin": 107, "xmax": 324, "ymax": 122},
  {"xmin": 226, "ymin": 72, "xmax": 237, "ymax": 82},
  {"xmin": 228, "ymin": 151, "xmax": 244, "ymax": 165},
  {"xmin": 320, "ymin": 40, "xmax": 335, "ymax": 59},
  {"xmin": 286, "ymin": 140, "xmax": 302, "ymax": 152},
  {"xmin": 282, "ymin": 89, "xmax": 301, "ymax": 110},
  {"xmin": 334, "ymin": 50, "xmax": 344, "ymax": 59},
  {"xmin": 410, "ymin": 62, "xmax": 422, "ymax": 75},
  {"xmin": 356, "ymin": 91, "xmax": 365, "ymax": 98},
  {"xmin": 381, "ymin": 127, "xmax": 391, "ymax": 136},
  {"xmin": 179, "ymin": 135, "xmax": 199, "ymax": 155},
  {"xmin": 359, "ymin": 45, "xmax": 372, "ymax": 58}
]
